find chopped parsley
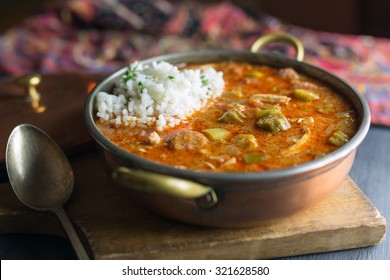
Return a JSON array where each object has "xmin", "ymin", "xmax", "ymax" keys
[
  {"xmin": 168, "ymin": 75, "xmax": 175, "ymax": 80},
  {"xmin": 200, "ymin": 75, "xmax": 208, "ymax": 87},
  {"xmin": 122, "ymin": 63, "xmax": 139, "ymax": 83},
  {"xmin": 138, "ymin": 81, "xmax": 145, "ymax": 93}
]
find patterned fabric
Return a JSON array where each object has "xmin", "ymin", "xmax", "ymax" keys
[{"xmin": 0, "ymin": 0, "xmax": 389, "ymax": 126}]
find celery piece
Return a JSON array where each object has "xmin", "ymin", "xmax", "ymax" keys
[
  {"xmin": 219, "ymin": 110, "xmax": 244, "ymax": 123},
  {"xmin": 219, "ymin": 104, "xmax": 247, "ymax": 123},
  {"xmin": 293, "ymin": 88, "xmax": 320, "ymax": 101},
  {"xmin": 221, "ymin": 145, "xmax": 241, "ymax": 155},
  {"xmin": 256, "ymin": 106, "xmax": 282, "ymax": 118},
  {"xmin": 336, "ymin": 118, "xmax": 355, "ymax": 136},
  {"xmin": 328, "ymin": 130, "xmax": 350, "ymax": 147},
  {"xmin": 246, "ymin": 70, "xmax": 264, "ymax": 78},
  {"xmin": 243, "ymin": 152, "xmax": 268, "ymax": 164},
  {"xmin": 203, "ymin": 128, "xmax": 230, "ymax": 141},
  {"xmin": 256, "ymin": 112, "xmax": 291, "ymax": 133},
  {"xmin": 231, "ymin": 134, "xmax": 258, "ymax": 150}
]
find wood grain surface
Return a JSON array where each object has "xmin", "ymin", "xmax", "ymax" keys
[{"xmin": 0, "ymin": 151, "xmax": 386, "ymax": 260}]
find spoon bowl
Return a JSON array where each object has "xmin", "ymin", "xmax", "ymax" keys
[{"xmin": 5, "ymin": 124, "xmax": 89, "ymax": 260}]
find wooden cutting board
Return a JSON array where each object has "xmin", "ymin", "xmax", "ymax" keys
[{"xmin": 0, "ymin": 151, "xmax": 386, "ymax": 259}]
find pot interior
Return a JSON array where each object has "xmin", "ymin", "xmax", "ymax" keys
[{"xmin": 85, "ymin": 50, "xmax": 370, "ymax": 185}]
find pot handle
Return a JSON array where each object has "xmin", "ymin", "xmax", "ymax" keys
[
  {"xmin": 250, "ymin": 33, "xmax": 305, "ymax": 62},
  {"xmin": 16, "ymin": 74, "xmax": 47, "ymax": 113},
  {"xmin": 112, "ymin": 166, "xmax": 218, "ymax": 208}
]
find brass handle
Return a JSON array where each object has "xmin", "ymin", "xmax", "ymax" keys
[
  {"xmin": 16, "ymin": 74, "xmax": 46, "ymax": 113},
  {"xmin": 250, "ymin": 33, "xmax": 305, "ymax": 62},
  {"xmin": 112, "ymin": 167, "xmax": 218, "ymax": 208}
]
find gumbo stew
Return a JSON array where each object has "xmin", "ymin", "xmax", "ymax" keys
[{"xmin": 96, "ymin": 62, "xmax": 358, "ymax": 172}]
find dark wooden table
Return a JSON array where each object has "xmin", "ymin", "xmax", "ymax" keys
[{"xmin": 0, "ymin": 124, "xmax": 388, "ymax": 260}]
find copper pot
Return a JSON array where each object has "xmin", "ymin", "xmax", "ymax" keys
[{"xmin": 84, "ymin": 34, "xmax": 370, "ymax": 227}]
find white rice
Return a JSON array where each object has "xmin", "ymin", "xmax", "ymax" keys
[{"xmin": 95, "ymin": 61, "xmax": 224, "ymax": 131}]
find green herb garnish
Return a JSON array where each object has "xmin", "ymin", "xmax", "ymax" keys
[
  {"xmin": 200, "ymin": 75, "xmax": 208, "ymax": 87},
  {"xmin": 138, "ymin": 81, "xmax": 145, "ymax": 93},
  {"xmin": 168, "ymin": 75, "xmax": 175, "ymax": 80},
  {"xmin": 122, "ymin": 63, "xmax": 139, "ymax": 83}
]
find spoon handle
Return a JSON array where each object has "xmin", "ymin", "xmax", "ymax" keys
[{"xmin": 54, "ymin": 207, "xmax": 90, "ymax": 260}]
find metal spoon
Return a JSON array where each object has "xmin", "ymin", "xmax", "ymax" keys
[{"xmin": 5, "ymin": 124, "xmax": 89, "ymax": 260}]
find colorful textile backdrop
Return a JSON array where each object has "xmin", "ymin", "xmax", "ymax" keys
[{"xmin": 0, "ymin": 0, "xmax": 389, "ymax": 125}]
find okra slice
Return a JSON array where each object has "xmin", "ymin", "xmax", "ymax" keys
[
  {"xmin": 328, "ymin": 130, "xmax": 350, "ymax": 147},
  {"xmin": 219, "ymin": 104, "xmax": 247, "ymax": 123},
  {"xmin": 256, "ymin": 112, "xmax": 291, "ymax": 133},
  {"xmin": 256, "ymin": 106, "xmax": 282, "ymax": 118}
]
